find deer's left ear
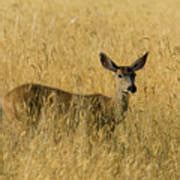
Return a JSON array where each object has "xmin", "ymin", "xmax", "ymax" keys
[
  {"xmin": 131, "ymin": 52, "xmax": 149, "ymax": 71},
  {"xmin": 99, "ymin": 52, "xmax": 119, "ymax": 72}
]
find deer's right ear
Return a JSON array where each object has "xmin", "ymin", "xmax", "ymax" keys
[
  {"xmin": 130, "ymin": 52, "xmax": 149, "ymax": 71},
  {"xmin": 99, "ymin": 52, "xmax": 118, "ymax": 72}
]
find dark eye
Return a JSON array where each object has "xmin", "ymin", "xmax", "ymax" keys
[{"xmin": 118, "ymin": 74, "xmax": 122, "ymax": 78}]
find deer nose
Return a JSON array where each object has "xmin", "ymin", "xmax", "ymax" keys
[{"xmin": 127, "ymin": 85, "xmax": 137, "ymax": 93}]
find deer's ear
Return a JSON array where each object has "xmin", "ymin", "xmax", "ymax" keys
[
  {"xmin": 131, "ymin": 52, "xmax": 149, "ymax": 71},
  {"xmin": 99, "ymin": 52, "xmax": 119, "ymax": 72}
]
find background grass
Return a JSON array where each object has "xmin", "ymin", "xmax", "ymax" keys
[{"xmin": 0, "ymin": 0, "xmax": 179, "ymax": 179}]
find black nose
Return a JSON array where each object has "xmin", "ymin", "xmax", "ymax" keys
[{"xmin": 128, "ymin": 85, "xmax": 137, "ymax": 93}]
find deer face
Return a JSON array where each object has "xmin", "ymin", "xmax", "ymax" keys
[
  {"xmin": 99, "ymin": 52, "xmax": 148, "ymax": 94},
  {"xmin": 115, "ymin": 67, "xmax": 137, "ymax": 93}
]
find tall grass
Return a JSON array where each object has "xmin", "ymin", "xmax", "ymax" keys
[{"xmin": 0, "ymin": 0, "xmax": 179, "ymax": 179}]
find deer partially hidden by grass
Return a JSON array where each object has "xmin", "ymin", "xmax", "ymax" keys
[{"xmin": 1, "ymin": 52, "xmax": 148, "ymax": 139}]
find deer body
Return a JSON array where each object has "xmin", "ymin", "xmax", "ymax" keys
[{"xmin": 1, "ymin": 52, "xmax": 148, "ymax": 136}]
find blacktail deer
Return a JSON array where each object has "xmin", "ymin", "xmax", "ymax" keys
[{"xmin": 1, "ymin": 52, "xmax": 148, "ymax": 138}]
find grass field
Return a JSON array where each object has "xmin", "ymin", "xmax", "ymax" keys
[{"xmin": 0, "ymin": 0, "xmax": 179, "ymax": 179}]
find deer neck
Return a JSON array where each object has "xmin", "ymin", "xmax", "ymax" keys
[{"xmin": 114, "ymin": 85, "xmax": 129, "ymax": 123}]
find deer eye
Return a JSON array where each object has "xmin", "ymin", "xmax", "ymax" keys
[{"xmin": 118, "ymin": 74, "xmax": 122, "ymax": 78}]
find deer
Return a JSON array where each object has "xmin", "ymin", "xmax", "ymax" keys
[{"xmin": 0, "ymin": 52, "xmax": 148, "ymax": 139}]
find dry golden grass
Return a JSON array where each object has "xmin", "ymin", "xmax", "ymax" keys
[{"xmin": 0, "ymin": 0, "xmax": 179, "ymax": 179}]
